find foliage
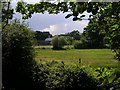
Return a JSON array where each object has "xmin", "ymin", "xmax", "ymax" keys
[
  {"xmin": 96, "ymin": 67, "xmax": 120, "ymax": 90},
  {"xmin": 52, "ymin": 36, "xmax": 66, "ymax": 50},
  {"xmin": 67, "ymin": 30, "xmax": 81, "ymax": 40},
  {"xmin": 2, "ymin": 19, "xmax": 36, "ymax": 89},
  {"xmin": 73, "ymin": 32, "xmax": 103, "ymax": 49},
  {"xmin": 19, "ymin": 60, "xmax": 120, "ymax": 90},
  {"xmin": 33, "ymin": 61, "xmax": 99, "ymax": 90},
  {"xmin": 83, "ymin": 25, "xmax": 106, "ymax": 49},
  {"xmin": 74, "ymin": 31, "xmax": 105, "ymax": 49}
]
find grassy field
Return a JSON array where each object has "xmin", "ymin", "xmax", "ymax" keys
[{"xmin": 35, "ymin": 46, "xmax": 119, "ymax": 67}]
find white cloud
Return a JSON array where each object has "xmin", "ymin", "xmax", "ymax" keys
[
  {"xmin": 40, "ymin": 20, "xmax": 89, "ymax": 35},
  {"xmin": 42, "ymin": 25, "xmax": 58, "ymax": 34}
]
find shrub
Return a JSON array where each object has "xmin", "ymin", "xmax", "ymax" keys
[
  {"xmin": 2, "ymin": 19, "xmax": 36, "ymax": 89},
  {"xmin": 33, "ymin": 61, "xmax": 120, "ymax": 90},
  {"xmin": 33, "ymin": 61, "xmax": 99, "ymax": 90},
  {"xmin": 63, "ymin": 65, "xmax": 99, "ymax": 90},
  {"xmin": 52, "ymin": 36, "xmax": 66, "ymax": 50}
]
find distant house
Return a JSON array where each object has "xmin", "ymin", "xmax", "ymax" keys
[
  {"xmin": 45, "ymin": 37, "xmax": 52, "ymax": 45},
  {"xmin": 45, "ymin": 37, "xmax": 52, "ymax": 42}
]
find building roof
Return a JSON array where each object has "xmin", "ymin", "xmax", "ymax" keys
[{"xmin": 45, "ymin": 38, "xmax": 52, "ymax": 42}]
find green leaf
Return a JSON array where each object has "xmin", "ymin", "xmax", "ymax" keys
[
  {"xmin": 75, "ymin": 7, "xmax": 78, "ymax": 12},
  {"xmin": 73, "ymin": 7, "xmax": 78, "ymax": 16},
  {"xmin": 108, "ymin": 74, "xmax": 116, "ymax": 83},
  {"xmin": 103, "ymin": 67, "xmax": 107, "ymax": 72},
  {"xmin": 111, "ymin": 24, "xmax": 119, "ymax": 30}
]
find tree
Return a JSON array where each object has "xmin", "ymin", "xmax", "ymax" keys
[
  {"xmin": 1, "ymin": 0, "xmax": 14, "ymax": 29},
  {"xmin": 67, "ymin": 30, "xmax": 81, "ymax": 40},
  {"xmin": 2, "ymin": 19, "xmax": 36, "ymax": 89},
  {"xmin": 58, "ymin": 30, "xmax": 81, "ymax": 45},
  {"xmin": 82, "ymin": 19, "xmax": 106, "ymax": 49},
  {"xmin": 35, "ymin": 31, "xmax": 52, "ymax": 41},
  {"xmin": 52, "ymin": 36, "xmax": 66, "ymax": 50},
  {"xmin": 16, "ymin": 2, "xmax": 120, "ymax": 60},
  {"xmin": 83, "ymin": 2, "xmax": 120, "ymax": 59}
]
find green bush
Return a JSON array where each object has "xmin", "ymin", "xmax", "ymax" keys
[
  {"xmin": 33, "ymin": 61, "xmax": 99, "ymax": 90},
  {"xmin": 74, "ymin": 40, "xmax": 82, "ymax": 49},
  {"xmin": 2, "ymin": 19, "xmax": 36, "ymax": 89},
  {"xmin": 52, "ymin": 36, "xmax": 66, "ymax": 50}
]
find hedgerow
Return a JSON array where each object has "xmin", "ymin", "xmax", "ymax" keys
[{"xmin": 32, "ymin": 61, "xmax": 120, "ymax": 90}]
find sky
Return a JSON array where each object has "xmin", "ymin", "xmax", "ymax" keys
[{"xmin": 11, "ymin": 0, "xmax": 90, "ymax": 35}]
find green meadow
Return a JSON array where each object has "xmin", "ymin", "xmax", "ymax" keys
[{"xmin": 35, "ymin": 46, "xmax": 119, "ymax": 67}]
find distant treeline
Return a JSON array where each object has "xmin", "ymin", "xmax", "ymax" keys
[{"xmin": 34, "ymin": 30, "xmax": 108, "ymax": 49}]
